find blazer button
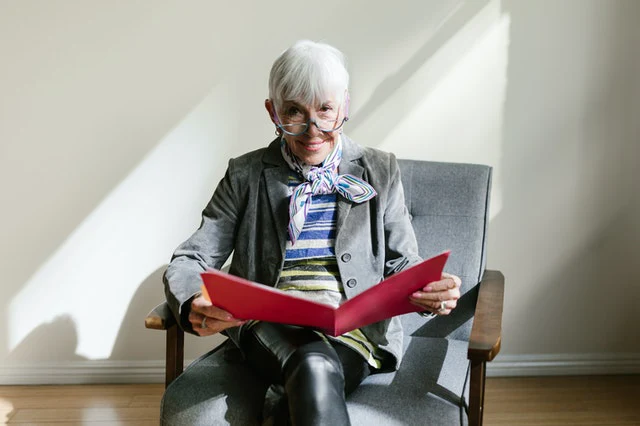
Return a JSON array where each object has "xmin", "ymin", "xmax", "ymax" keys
[
  {"xmin": 341, "ymin": 253, "xmax": 352, "ymax": 263},
  {"xmin": 346, "ymin": 278, "xmax": 357, "ymax": 288}
]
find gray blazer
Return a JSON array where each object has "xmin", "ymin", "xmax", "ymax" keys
[{"xmin": 163, "ymin": 135, "xmax": 422, "ymax": 370}]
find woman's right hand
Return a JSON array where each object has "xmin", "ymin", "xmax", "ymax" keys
[{"xmin": 189, "ymin": 294, "xmax": 246, "ymax": 336}]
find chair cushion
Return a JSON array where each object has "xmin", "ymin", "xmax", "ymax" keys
[
  {"xmin": 161, "ymin": 337, "xmax": 469, "ymax": 425},
  {"xmin": 161, "ymin": 343, "xmax": 267, "ymax": 425},
  {"xmin": 347, "ymin": 336, "xmax": 469, "ymax": 425}
]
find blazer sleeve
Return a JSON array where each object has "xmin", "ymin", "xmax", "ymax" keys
[
  {"xmin": 383, "ymin": 154, "xmax": 422, "ymax": 276},
  {"xmin": 163, "ymin": 159, "xmax": 243, "ymax": 333}
]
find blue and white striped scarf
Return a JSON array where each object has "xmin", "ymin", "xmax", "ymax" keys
[{"xmin": 280, "ymin": 137, "xmax": 377, "ymax": 245}]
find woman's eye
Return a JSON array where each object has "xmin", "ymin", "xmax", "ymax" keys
[{"xmin": 286, "ymin": 107, "xmax": 301, "ymax": 116}]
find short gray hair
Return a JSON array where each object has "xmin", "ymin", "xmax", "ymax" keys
[{"xmin": 269, "ymin": 40, "xmax": 349, "ymax": 111}]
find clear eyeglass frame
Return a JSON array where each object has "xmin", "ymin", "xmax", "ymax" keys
[{"xmin": 275, "ymin": 114, "xmax": 349, "ymax": 136}]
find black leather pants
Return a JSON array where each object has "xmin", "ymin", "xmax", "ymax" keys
[{"xmin": 238, "ymin": 322, "xmax": 371, "ymax": 426}]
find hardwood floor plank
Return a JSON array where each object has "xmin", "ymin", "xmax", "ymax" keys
[
  {"xmin": 128, "ymin": 394, "xmax": 162, "ymax": 409},
  {"xmin": 1, "ymin": 376, "xmax": 639, "ymax": 424},
  {"xmin": 7, "ymin": 407, "xmax": 159, "ymax": 423},
  {"xmin": 2, "ymin": 407, "xmax": 16, "ymax": 424},
  {"xmin": 0, "ymin": 384, "xmax": 163, "ymax": 398},
  {"xmin": 0, "ymin": 385, "xmax": 163, "ymax": 424},
  {"xmin": 5, "ymin": 422, "xmax": 159, "ymax": 426},
  {"xmin": 1, "ymin": 395, "xmax": 133, "ymax": 410},
  {"xmin": 484, "ymin": 375, "xmax": 640, "ymax": 425}
]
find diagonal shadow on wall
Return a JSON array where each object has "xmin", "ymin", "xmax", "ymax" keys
[{"xmin": 349, "ymin": 0, "xmax": 490, "ymax": 146}]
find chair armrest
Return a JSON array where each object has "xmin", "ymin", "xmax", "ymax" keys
[
  {"xmin": 144, "ymin": 301, "xmax": 177, "ymax": 330},
  {"xmin": 144, "ymin": 301, "xmax": 184, "ymax": 387},
  {"xmin": 467, "ymin": 269, "xmax": 504, "ymax": 362}
]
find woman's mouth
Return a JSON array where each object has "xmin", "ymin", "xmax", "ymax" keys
[{"xmin": 297, "ymin": 140, "xmax": 325, "ymax": 151}]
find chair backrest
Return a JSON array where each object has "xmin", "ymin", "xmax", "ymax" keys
[{"xmin": 397, "ymin": 160, "xmax": 492, "ymax": 342}]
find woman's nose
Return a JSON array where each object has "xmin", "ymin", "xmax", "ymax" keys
[{"xmin": 305, "ymin": 119, "xmax": 323, "ymax": 136}]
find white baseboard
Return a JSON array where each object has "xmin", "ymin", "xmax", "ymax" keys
[
  {"xmin": 0, "ymin": 360, "xmax": 167, "ymax": 385},
  {"xmin": 487, "ymin": 353, "xmax": 640, "ymax": 377},
  {"xmin": 1, "ymin": 354, "xmax": 639, "ymax": 385}
]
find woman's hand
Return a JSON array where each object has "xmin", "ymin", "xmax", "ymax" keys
[
  {"xmin": 409, "ymin": 272, "xmax": 461, "ymax": 315},
  {"xmin": 189, "ymin": 294, "xmax": 247, "ymax": 336}
]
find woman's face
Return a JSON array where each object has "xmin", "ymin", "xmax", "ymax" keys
[{"xmin": 266, "ymin": 97, "xmax": 345, "ymax": 166}]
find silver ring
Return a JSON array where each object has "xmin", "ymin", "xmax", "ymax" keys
[
  {"xmin": 201, "ymin": 316, "xmax": 208, "ymax": 329},
  {"xmin": 439, "ymin": 301, "xmax": 448, "ymax": 312}
]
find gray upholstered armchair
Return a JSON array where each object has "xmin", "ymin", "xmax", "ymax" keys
[{"xmin": 145, "ymin": 159, "xmax": 504, "ymax": 425}]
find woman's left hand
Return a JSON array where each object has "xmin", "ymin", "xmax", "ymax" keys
[{"xmin": 409, "ymin": 272, "xmax": 462, "ymax": 315}]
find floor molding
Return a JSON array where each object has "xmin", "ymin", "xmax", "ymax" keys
[
  {"xmin": 2, "ymin": 353, "xmax": 639, "ymax": 385},
  {"xmin": 0, "ymin": 360, "xmax": 166, "ymax": 385}
]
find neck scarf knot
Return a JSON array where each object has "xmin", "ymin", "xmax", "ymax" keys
[{"xmin": 281, "ymin": 138, "xmax": 377, "ymax": 245}]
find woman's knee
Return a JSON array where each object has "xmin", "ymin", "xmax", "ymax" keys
[
  {"xmin": 284, "ymin": 341, "xmax": 345, "ymax": 384},
  {"xmin": 283, "ymin": 346, "xmax": 350, "ymax": 423}
]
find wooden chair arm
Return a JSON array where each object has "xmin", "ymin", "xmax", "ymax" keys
[
  {"xmin": 144, "ymin": 301, "xmax": 184, "ymax": 387},
  {"xmin": 467, "ymin": 269, "xmax": 504, "ymax": 362},
  {"xmin": 144, "ymin": 301, "xmax": 177, "ymax": 330},
  {"xmin": 467, "ymin": 269, "xmax": 504, "ymax": 425}
]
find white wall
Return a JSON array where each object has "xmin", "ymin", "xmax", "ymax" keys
[
  {"xmin": 1, "ymin": 0, "xmax": 638, "ymax": 383},
  {"xmin": 495, "ymin": 0, "xmax": 640, "ymax": 356}
]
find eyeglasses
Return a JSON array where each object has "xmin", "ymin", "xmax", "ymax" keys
[
  {"xmin": 276, "ymin": 116, "xmax": 349, "ymax": 136},
  {"xmin": 272, "ymin": 101, "xmax": 349, "ymax": 136}
]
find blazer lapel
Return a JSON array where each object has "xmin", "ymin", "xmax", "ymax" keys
[
  {"xmin": 263, "ymin": 139, "xmax": 291, "ymax": 255},
  {"xmin": 336, "ymin": 136, "xmax": 365, "ymax": 237}
]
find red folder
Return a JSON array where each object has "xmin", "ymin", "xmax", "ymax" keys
[{"xmin": 200, "ymin": 251, "xmax": 450, "ymax": 336}]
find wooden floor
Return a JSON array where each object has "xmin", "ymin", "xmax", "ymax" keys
[
  {"xmin": 484, "ymin": 376, "xmax": 640, "ymax": 425},
  {"xmin": 1, "ymin": 375, "xmax": 639, "ymax": 425}
]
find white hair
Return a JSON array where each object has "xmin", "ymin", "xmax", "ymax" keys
[{"xmin": 269, "ymin": 40, "xmax": 349, "ymax": 112}]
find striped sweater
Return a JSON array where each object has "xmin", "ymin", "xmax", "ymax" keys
[{"xmin": 272, "ymin": 174, "xmax": 386, "ymax": 369}]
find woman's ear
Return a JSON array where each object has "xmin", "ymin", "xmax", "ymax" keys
[{"xmin": 265, "ymin": 99, "xmax": 278, "ymax": 125}]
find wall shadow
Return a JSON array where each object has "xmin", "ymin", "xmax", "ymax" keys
[
  {"xmin": 5, "ymin": 315, "xmax": 86, "ymax": 364},
  {"xmin": 501, "ymin": 208, "xmax": 638, "ymax": 354},
  {"xmin": 110, "ymin": 266, "xmax": 167, "ymax": 361},
  {"xmin": 493, "ymin": 0, "xmax": 640, "ymax": 356},
  {"xmin": 2, "ymin": 264, "xmax": 169, "ymax": 366},
  {"xmin": 350, "ymin": 0, "xmax": 489, "ymax": 140},
  {"xmin": 2, "ymin": 315, "xmax": 87, "ymax": 421}
]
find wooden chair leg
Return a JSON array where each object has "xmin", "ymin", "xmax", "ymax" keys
[
  {"xmin": 165, "ymin": 324, "xmax": 184, "ymax": 388},
  {"xmin": 469, "ymin": 359, "xmax": 486, "ymax": 426}
]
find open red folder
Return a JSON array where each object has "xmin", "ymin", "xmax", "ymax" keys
[{"xmin": 200, "ymin": 251, "xmax": 450, "ymax": 336}]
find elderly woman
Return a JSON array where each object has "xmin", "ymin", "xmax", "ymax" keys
[{"xmin": 164, "ymin": 40, "xmax": 461, "ymax": 425}]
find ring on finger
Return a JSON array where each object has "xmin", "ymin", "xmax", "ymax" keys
[
  {"xmin": 438, "ymin": 300, "xmax": 448, "ymax": 312},
  {"xmin": 201, "ymin": 316, "xmax": 208, "ymax": 329}
]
